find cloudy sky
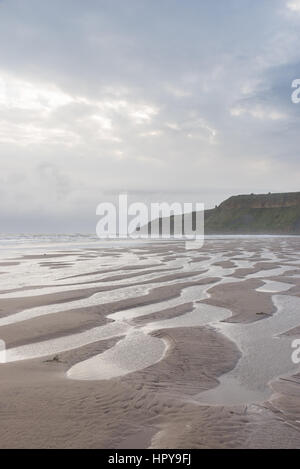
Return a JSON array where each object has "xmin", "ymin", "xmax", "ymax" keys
[{"xmin": 1, "ymin": 0, "xmax": 300, "ymax": 232}]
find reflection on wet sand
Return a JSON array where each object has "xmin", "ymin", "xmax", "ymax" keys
[{"xmin": 0, "ymin": 237, "xmax": 300, "ymax": 448}]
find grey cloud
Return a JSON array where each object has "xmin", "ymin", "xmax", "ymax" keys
[{"xmin": 0, "ymin": 0, "xmax": 300, "ymax": 231}]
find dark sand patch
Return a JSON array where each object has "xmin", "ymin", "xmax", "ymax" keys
[
  {"xmin": 213, "ymin": 260, "xmax": 236, "ymax": 268},
  {"xmin": 201, "ymin": 279, "xmax": 275, "ymax": 323},
  {"xmin": 133, "ymin": 302, "xmax": 194, "ymax": 326},
  {"xmin": 0, "ymin": 326, "xmax": 240, "ymax": 448},
  {"xmin": 0, "ymin": 270, "xmax": 206, "ymax": 318},
  {"xmin": 0, "ymin": 262, "xmax": 20, "ymax": 267},
  {"xmin": 230, "ymin": 262, "xmax": 280, "ymax": 279}
]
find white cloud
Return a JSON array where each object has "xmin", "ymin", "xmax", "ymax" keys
[
  {"xmin": 0, "ymin": 71, "xmax": 161, "ymax": 147},
  {"xmin": 0, "ymin": 72, "xmax": 73, "ymax": 112},
  {"xmin": 165, "ymin": 118, "xmax": 217, "ymax": 143},
  {"xmin": 139, "ymin": 130, "xmax": 163, "ymax": 137},
  {"xmin": 90, "ymin": 114, "xmax": 113, "ymax": 130},
  {"xmin": 165, "ymin": 122, "xmax": 181, "ymax": 131},
  {"xmin": 1, "ymin": 0, "xmax": 300, "ymax": 230},
  {"xmin": 287, "ymin": 0, "xmax": 300, "ymax": 12},
  {"xmin": 0, "ymin": 120, "xmax": 81, "ymax": 146},
  {"xmin": 128, "ymin": 105, "xmax": 158, "ymax": 124},
  {"xmin": 230, "ymin": 105, "xmax": 286, "ymax": 121}
]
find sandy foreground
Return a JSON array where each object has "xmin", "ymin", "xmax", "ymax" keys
[{"xmin": 0, "ymin": 238, "xmax": 299, "ymax": 448}]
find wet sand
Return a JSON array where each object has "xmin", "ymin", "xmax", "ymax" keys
[{"xmin": 0, "ymin": 238, "xmax": 299, "ymax": 448}]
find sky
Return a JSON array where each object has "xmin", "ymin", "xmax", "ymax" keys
[{"xmin": 1, "ymin": 0, "xmax": 300, "ymax": 232}]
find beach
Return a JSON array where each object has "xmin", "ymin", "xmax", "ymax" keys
[{"xmin": 0, "ymin": 236, "xmax": 299, "ymax": 448}]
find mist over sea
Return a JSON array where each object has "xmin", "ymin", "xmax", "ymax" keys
[{"xmin": 0, "ymin": 233, "xmax": 298, "ymax": 254}]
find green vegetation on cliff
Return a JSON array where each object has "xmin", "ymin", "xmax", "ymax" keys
[
  {"xmin": 145, "ymin": 192, "xmax": 300, "ymax": 235},
  {"xmin": 205, "ymin": 192, "xmax": 300, "ymax": 234}
]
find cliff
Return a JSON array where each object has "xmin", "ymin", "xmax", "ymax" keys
[
  {"xmin": 144, "ymin": 192, "xmax": 300, "ymax": 235},
  {"xmin": 205, "ymin": 192, "xmax": 300, "ymax": 234},
  {"xmin": 218, "ymin": 192, "xmax": 300, "ymax": 210}
]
